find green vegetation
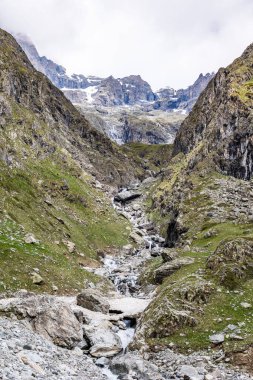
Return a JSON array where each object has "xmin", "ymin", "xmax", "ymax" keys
[
  {"xmin": 0, "ymin": 99, "xmax": 130, "ymax": 294},
  {"xmin": 120, "ymin": 143, "xmax": 173, "ymax": 176},
  {"xmin": 0, "ymin": 157, "xmax": 130, "ymax": 294},
  {"xmin": 139, "ymin": 152, "xmax": 253, "ymax": 354}
]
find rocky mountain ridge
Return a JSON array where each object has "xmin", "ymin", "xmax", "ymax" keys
[
  {"xmin": 15, "ymin": 33, "xmax": 214, "ymax": 145},
  {"xmin": 16, "ymin": 33, "xmax": 214, "ymax": 111}
]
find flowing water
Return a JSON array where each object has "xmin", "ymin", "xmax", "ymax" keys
[{"xmin": 95, "ymin": 184, "xmax": 165, "ymax": 379}]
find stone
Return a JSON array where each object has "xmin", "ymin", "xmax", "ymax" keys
[
  {"xmin": 114, "ymin": 190, "xmax": 141, "ymax": 203},
  {"xmin": 31, "ymin": 303, "xmax": 83, "ymax": 349},
  {"xmin": 229, "ymin": 333, "xmax": 244, "ymax": 340},
  {"xmin": 24, "ymin": 233, "xmax": 39, "ymax": 244},
  {"xmin": 95, "ymin": 357, "xmax": 110, "ymax": 367},
  {"xmin": 209, "ymin": 333, "xmax": 224, "ymax": 344},
  {"xmin": 122, "ymin": 244, "xmax": 134, "ymax": 254},
  {"xmin": 132, "ymin": 204, "xmax": 140, "ymax": 211},
  {"xmin": 154, "ymin": 257, "xmax": 195, "ymax": 284},
  {"xmin": 52, "ymin": 285, "xmax": 58, "ymax": 292},
  {"xmin": 178, "ymin": 365, "xmax": 204, "ymax": 380},
  {"xmin": 63, "ymin": 240, "xmax": 76, "ymax": 253},
  {"xmin": 77, "ymin": 289, "xmax": 110, "ymax": 314},
  {"xmin": 207, "ymin": 238, "xmax": 253, "ymax": 286},
  {"xmin": 109, "ymin": 297, "xmax": 150, "ymax": 318},
  {"xmin": 129, "ymin": 231, "xmax": 143, "ymax": 245},
  {"xmin": 31, "ymin": 273, "xmax": 44, "ymax": 285},
  {"xmin": 84, "ymin": 321, "xmax": 122, "ymax": 358},
  {"xmin": 0, "ymin": 317, "xmax": 104, "ymax": 379},
  {"xmin": 0, "ymin": 296, "xmax": 83, "ymax": 349},
  {"xmin": 205, "ymin": 375, "xmax": 214, "ymax": 380},
  {"xmin": 110, "ymin": 353, "xmax": 164, "ymax": 379},
  {"xmin": 240, "ymin": 302, "xmax": 252, "ymax": 309},
  {"xmin": 161, "ymin": 249, "xmax": 178, "ymax": 262}
]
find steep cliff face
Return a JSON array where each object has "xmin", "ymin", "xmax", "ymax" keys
[{"xmin": 173, "ymin": 43, "xmax": 253, "ymax": 180}]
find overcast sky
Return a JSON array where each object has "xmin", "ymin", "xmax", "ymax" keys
[{"xmin": 0, "ymin": 0, "xmax": 253, "ymax": 90}]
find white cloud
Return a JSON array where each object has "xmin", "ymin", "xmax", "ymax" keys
[{"xmin": 0, "ymin": 0, "xmax": 253, "ymax": 89}]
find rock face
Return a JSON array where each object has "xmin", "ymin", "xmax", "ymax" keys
[
  {"xmin": 155, "ymin": 72, "xmax": 215, "ymax": 112},
  {"xmin": 0, "ymin": 29, "xmax": 134, "ymax": 185},
  {"xmin": 173, "ymin": 43, "xmax": 253, "ymax": 180},
  {"xmin": 134, "ymin": 299, "xmax": 197, "ymax": 345},
  {"xmin": 92, "ymin": 74, "xmax": 156, "ymax": 106},
  {"xmin": 80, "ymin": 105, "xmax": 185, "ymax": 144}
]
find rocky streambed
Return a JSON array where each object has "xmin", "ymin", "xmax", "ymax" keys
[{"xmin": 0, "ymin": 181, "xmax": 253, "ymax": 379}]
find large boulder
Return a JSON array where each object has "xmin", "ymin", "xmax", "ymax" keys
[
  {"xmin": 207, "ymin": 238, "xmax": 253, "ymax": 288},
  {"xmin": 84, "ymin": 321, "xmax": 122, "ymax": 358},
  {"xmin": 77, "ymin": 289, "xmax": 110, "ymax": 314},
  {"xmin": 33, "ymin": 303, "xmax": 83, "ymax": 349},
  {"xmin": 133, "ymin": 299, "xmax": 197, "ymax": 346},
  {"xmin": 114, "ymin": 190, "xmax": 141, "ymax": 203},
  {"xmin": 0, "ymin": 296, "xmax": 83, "ymax": 349},
  {"xmin": 154, "ymin": 257, "xmax": 194, "ymax": 284}
]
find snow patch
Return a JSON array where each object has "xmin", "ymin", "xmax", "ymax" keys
[{"xmin": 83, "ymin": 86, "xmax": 98, "ymax": 103}]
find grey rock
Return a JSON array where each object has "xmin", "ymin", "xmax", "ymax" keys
[
  {"xmin": 209, "ymin": 333, "xmax": 225, "ymax": 344},
  {"xmin": 178, "ymin": 365, "xmax": 204, "ymax": 380},
  {"xmin": 77, "ymin": 289, "xmax": 110, "ymax": 314},
  {"xmin": 114, "ymin": 190, "xmax": 141, "ymax": 203},
  {"xmin": 84, "ymin": 321, "xmax": 122, "ymax": 358},
  {"xmin": 31, "ymin": 273, "xmax": 44, "ymax": 285},
  {"xmin": 0, "ymin": 317, "xmax": 104, "ymax": 379},
  {"xmin": 154, "ymin": 257, "xmax": 195, "ymax": 283},
  {"xmin": 24, "ymin": 233, "xmax": 39, "ymax": 244},
  {"xmin": 95, "ymin": 357, "xmax": 110, "ymax": 367}
]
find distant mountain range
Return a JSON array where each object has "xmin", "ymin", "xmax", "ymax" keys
[{"xmin": 15, "ymin": 33, "xmax": 215, "ymax": 144}]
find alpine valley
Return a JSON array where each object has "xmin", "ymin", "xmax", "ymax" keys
[{"xmin": 0, "ymin": 27, "xmax": 253, "ymax": 380}]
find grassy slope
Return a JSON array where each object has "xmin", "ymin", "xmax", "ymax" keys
[
  {"xmin": 120, "ymin": 143, "xmax": 173, "ymax": 177},
  {"xmin": 140, "ymin": 153, "xmax": 253, "ymax": 355},
  {"xmin": 0, "ymin": 100, "xmax": 130, "ymax": 294}
]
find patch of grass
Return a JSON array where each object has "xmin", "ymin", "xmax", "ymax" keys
[
  {"xmin": 120, "ymin": 143, "xmax": 173, "ymax": 175},
  {"xmin": 0, "ymin": 156, "xmax": 130, "ymax": 294}
]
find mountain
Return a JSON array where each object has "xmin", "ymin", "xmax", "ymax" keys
[
  {"xmin": 133, "ymin": 42, "xmax": 253, "ymax": 362},
  {"xmin": 0, "ymin": 28, "xmax": 135, "ymax": 294},
  {"xmin": 154, "ymin": 72, "xmax": 215, "ymax": 112},
  {"xmin": 14, "ymin": 33, "xmax": 90, "ymax": 89},
  {"xmin": 15, "ymin": 34, "xmax": 214, "ymax": 145},
  {"xmin": 173, "ymin": 43, "xmax": 253, "ymax": 179}
]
